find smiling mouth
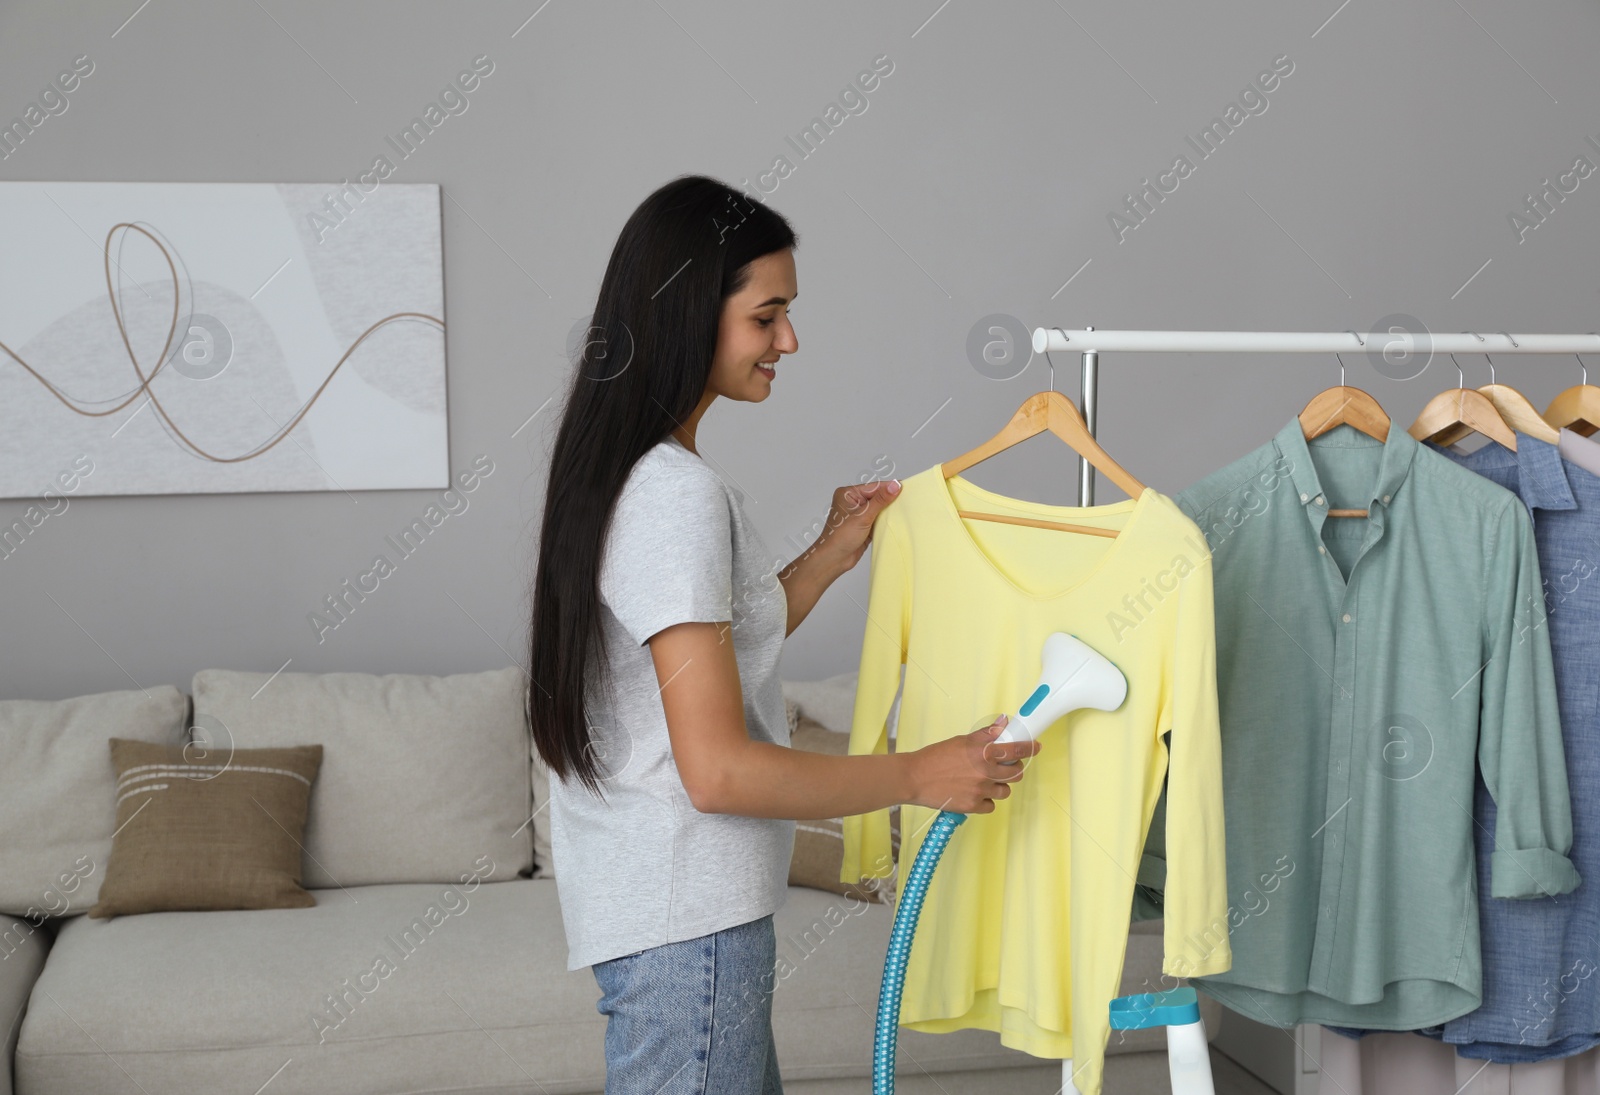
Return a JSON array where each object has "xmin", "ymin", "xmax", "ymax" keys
[{"xmin": 755, "ymin": 361, "xmax": 776, "ymax": 379}]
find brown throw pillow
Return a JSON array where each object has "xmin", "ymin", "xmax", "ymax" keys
[
  {"xmin": 787, "ymin": 715, "xmax": 900, "ymax": 904},
  {"xmin": 89, "ymin": 737, "xmax": 324, "ymax": 919}
]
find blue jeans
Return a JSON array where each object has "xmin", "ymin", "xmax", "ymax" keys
[{"xmin": 592, "ymin": 913, "xmax": 783, "ymax": 1095}]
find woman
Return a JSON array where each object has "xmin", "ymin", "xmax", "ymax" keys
[{"xmin": 527, "ymin": 174, "xmax": 1041, "ymax": 1095}]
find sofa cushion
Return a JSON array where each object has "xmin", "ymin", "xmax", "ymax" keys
[
  {"xmin": 0, "ymin": 916, "xmax": 52, "ymax": 1095},
  {"xmin": 0, "ymin": 686, "xmax": 187, "ymax": 918},
  {"xmin": 192, "ymin": 667, "xmax": 532, "ymax": 888},
  {"xmin": 782, "ymin": 671, "xmax": 860, "ymax": 738},
  {"xmin": 783, "ymin": 671, "xmax": 903, "ymax": 742},
  {"xmin": 17, "ymin": 882, "xmax": 1062, "ymax": 1094},
  {"xmin": 89, "ymin": 739, "xmax": 324, "ymax": 918}
]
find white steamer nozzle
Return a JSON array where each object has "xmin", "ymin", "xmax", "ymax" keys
[{"xmin": 992, "ymin": 632, "xmax": 1127, "ymax": 745}]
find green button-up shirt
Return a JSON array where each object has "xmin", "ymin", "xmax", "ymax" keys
[{"xmin": 1161, "ymin": 415, "xmax": 1579, "ymax": 1029}]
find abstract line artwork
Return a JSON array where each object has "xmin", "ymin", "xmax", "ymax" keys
[{"xmin": 0, "ymin": 182, "xmax": 448, "ymax": 499}]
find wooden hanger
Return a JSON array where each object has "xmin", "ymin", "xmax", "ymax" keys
[
  {"xmin": 941, "ymin": 390, "xmax": 1146, "ymax": 538},
  {"xmin": 1409, "ymin": 354, "xmax": 1518, "ymax": 454},
  {"xmin": 1545, "ymin": 354, "xmax": 1600, "ymax": 437},
  {"xmin": 1431, "ymin": 354, "xmax": 1559, "ymax": 445},
  {"xmin": 1299, "ymin": 387, "xmax": 1390, "ymax": 443},
  {"xmin": 1296, "ymin": 354, "xmax": 1392, "ymax": 518},
  {"xmin": 1476, "ymin": 383, "xmax": 1559, "ymax": 443}
]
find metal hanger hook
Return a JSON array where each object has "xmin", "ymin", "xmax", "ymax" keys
[
  {"xmin": 1485, "ymin": 353, "xmax": 1497, "ymax": 386},
  {"xmin": 1448, "ymin": 353, "xmax": 1465, "ymax": 388},
  {"xmin": 1333, "ymin": 352, "xmax": 1347, "ymax": 387},
  {"xmin": 1577, "ymin": 353, "xmax": 1589, "ymax": 388},
  {"xmin": 1042, "ymin": 326, "xmax": 1072, "ymax": 394}
]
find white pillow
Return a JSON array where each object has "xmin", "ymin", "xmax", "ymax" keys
[
  {"xmin": 0, "ymin": 686, "xmax": 187, "ymax": 917},
  {"xmin": 782, "ymin": 670, "xmax": 901, "ymax": 742},
  {"xmin": 530, "ymin": 752, "xmax": 554, "ymax": 880},
  {"xmin": 192, "ymin": 666, "xmax": 532, "ymax": 888}
]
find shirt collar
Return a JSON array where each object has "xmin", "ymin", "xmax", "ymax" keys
[
  {"xmin": 1272, "ymin": 413, "xmax": 1418, "ymax": 512},
  {"xmin": 1425, "ymin": 433, "xmax": 1578, "ymax": 511}
]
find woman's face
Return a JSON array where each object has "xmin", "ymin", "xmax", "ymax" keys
[{"xmin": 707, "ymin": 249, "xmax": 798, "ymax": 403}]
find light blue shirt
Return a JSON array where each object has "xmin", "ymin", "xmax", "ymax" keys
[{"xmin": 1335, "ymin": 434, "xmax": 1600, "ymax": 1061}]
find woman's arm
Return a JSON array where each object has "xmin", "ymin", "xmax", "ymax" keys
[
  {"xmin": 650, "ymin": 619, "xmax": 1038, "ymax": 820},
  {"xmin": 777, "ymin": 479, "xmax": 900, "ymax": 636}
]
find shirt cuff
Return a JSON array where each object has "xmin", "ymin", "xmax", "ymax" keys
[
  {"xmin": 1165, "ymin": 946, "xmax": 1232, "ymax": 979},
  {"xmin": 1490, "ymin": 848, "xmax": 1581, "ymax": 898}
]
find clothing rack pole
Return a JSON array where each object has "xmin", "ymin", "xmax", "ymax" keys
[
  {"xmin": 1050, "ymin": 325, "xmax": 1600, "ymax": 1093},
  {"xmin": 1079, "ymin": 326, "xmax": 1098, "ymax": 507},
  {"xmin": 1038, "ymin": 327, "xmax": 1600, "ymax": 507}
]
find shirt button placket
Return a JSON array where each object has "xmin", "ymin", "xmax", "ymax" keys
[{"xmin": 1309, "ymin": 580, "xmax": 1358, "ymax": 994}]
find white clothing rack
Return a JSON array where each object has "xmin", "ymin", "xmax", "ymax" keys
[
  {"xmin": 1029, "ymin": 327, "xmax": 1600, "ymax": 505},
  {"xmin": 1029, "ymin": 326, "xmax": 1600, "ymax": 1093}
]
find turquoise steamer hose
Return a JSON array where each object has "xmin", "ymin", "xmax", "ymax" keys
[
  {"xmin": 870, "ymin": 808, "xmax": 1216, "ymax": 1095},
  {"xmin": 872, "ymin": 807, "xmax": 966, "ymax": 1094},
  {"xmin": 869, "ymin": 632, "xmax": 1131, "ymax": 1095}
]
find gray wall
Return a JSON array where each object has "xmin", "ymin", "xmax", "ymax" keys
[{"xmin": 4, "ymin": 0, "xmax": 1598, "ymax": 700}]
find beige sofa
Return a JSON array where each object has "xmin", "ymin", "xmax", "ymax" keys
[{"xmin": 0, "ymin": 668, "xmax": 1220, "ymax": 1095}]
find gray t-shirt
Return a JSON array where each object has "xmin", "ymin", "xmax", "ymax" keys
[{"xmin": 549, "ymin": 434, "xmax": 796, "ymax": 970}]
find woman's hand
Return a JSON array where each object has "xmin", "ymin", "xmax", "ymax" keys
[
  {"xmin": 813, "ymin": 479, "xmax": 901, "ymax": 572},
  {"xmin": 778, "ymin": 478, "xmax": 902, "ymax": 636},
  {"xmin": 904, "ymin": 715, "xmax": 1042, "ymax": 814},
  {"xmin": 825, "ymin": 477, "xmax": 902, "ymax": 563}
]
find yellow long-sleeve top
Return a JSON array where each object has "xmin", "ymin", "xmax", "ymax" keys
[{"xmin": 840, "ymin": 465, "xmax": 1232, "ymax": 1095}]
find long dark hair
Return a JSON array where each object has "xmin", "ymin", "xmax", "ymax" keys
[{"xmin": 528, "ymin": 175, "xmax": 798, "ymax": 801}]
